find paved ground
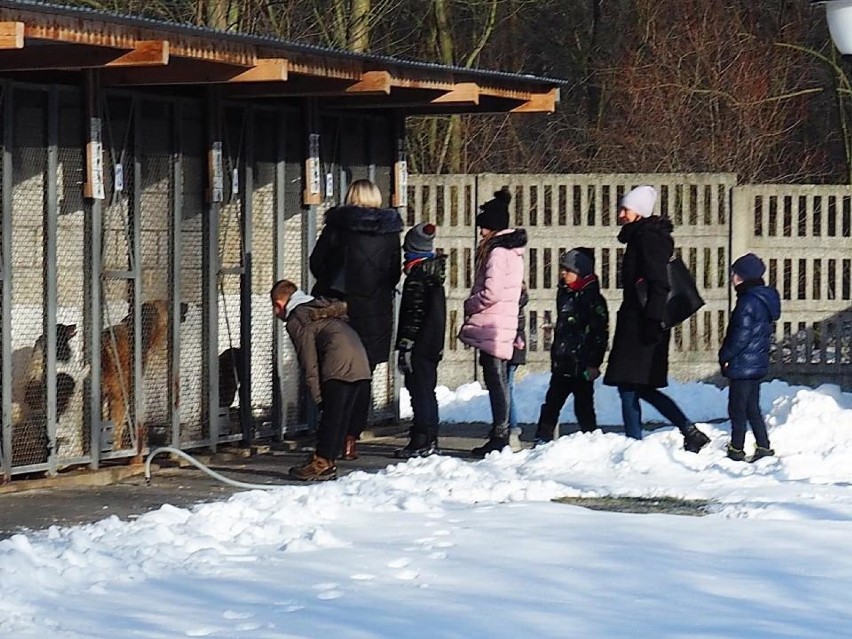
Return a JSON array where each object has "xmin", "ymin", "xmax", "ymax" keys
[{"xmin": 0, "ymin": 421, "xmax": 676, "ymax": 539}]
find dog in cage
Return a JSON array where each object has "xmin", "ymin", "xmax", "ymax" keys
[
  {"xmin": 101, "ymin": 300, "xmax": 188, "ymax": 451},
  {"xmin": 218, "ymin": 347, "xmax": 242, "ymax": 409},
  {"xmin": 8, "ymin": 323, "xmax": 81, "ymax": 465}
]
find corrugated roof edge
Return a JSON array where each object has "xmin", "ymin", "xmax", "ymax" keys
[{"xmin": 0, "ymin": 0, "xmax": 568, "ymax": 90}]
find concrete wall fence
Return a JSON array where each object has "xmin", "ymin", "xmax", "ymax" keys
[{"xmin": 405, "ymin": 174, "xmax": 852, "ymax": 391}]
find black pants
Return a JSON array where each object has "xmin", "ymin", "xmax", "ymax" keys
[
  {"xmin": 728, "ymin": 378, "xmax": 770, "ymax": 450},
  {"xmin": 480, "ymin": 351, "xmax": 510, "ymax": 440},
  {"xmin": 405, "ymin": 353, "xmax": 439, "ymax": 442},
  {"xmin": 347, "ymin": 363, "xmax": 376, "ymax": 438},
  {"xmin": 319, "ymin": 379, "xmax": 371, "ymax": 460},
  {"xmin": 536, "ymin": 375, "xmax": 597, "ymax": 438}
]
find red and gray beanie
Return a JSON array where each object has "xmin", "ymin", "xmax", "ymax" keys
[{"xmin": 403, "ymin": 222, "xmax": 437, "ymax": 253}]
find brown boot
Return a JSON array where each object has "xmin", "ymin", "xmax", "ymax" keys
[
  {"xmin": 289, "ymin": 454, "xmax": 337, "ymax": 481},
  {"xmin": 342, "ymin": 435, "xmax": 359, "ymax": 460}
]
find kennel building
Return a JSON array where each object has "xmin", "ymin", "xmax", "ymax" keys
[{"xmin": 0, "ymin": 0, "xmax": 559, "ymax": 480}]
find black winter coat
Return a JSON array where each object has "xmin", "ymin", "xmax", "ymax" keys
[
  {"xmin": 604, "ymin": 216, "xmax": 675, "ymax": 388},
  {"xmin": 509, "ymin": 286, "xmax": 529, "ymax": 366},
  {"xmin": 719, "ymin": 279, "xmax": 781, "ymax": 380},
  {"xmin": 551, "ymin": 278, "xmax": 609, "ymax": 378},
  {"xmin": 396, "ymin": 255, "xmax": 447, "ymax": 362},
  {"xmin": 309, "ymin": 204, "xmax": 403, "ymax": 367}
]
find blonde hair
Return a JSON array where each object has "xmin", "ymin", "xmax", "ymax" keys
[{"xmin": 345, "ymin": 179, "xmax": 383, "ymax": 208}]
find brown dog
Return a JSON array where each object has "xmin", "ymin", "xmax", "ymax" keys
[{"xmin": 102, "ymin": 300, "xmax": 188, "ymax": 451}]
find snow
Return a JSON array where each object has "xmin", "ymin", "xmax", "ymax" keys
[{"xmin": 2, "ymin": 375, "xmax": 852, "ymax": 637}]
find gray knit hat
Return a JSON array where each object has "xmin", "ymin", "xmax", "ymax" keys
[
  {"xmin": 403, "ymin": 223, "xmax": 437, "ymax": 253},
  {"xmin": 559, "ymin": 247, "xmax": 595, "ymax": 277}
]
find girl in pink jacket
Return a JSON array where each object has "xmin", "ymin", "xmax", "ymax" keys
[{"xmin": 459, "ymin": 188, "xmax": 527, "ymax": 457}]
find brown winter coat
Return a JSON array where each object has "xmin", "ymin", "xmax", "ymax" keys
[{"xmin": 283, "ymin": 298, "xmax": 372, "ymax": 405}]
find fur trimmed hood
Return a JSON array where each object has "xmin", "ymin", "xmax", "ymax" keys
[{"xmin": 325, "ymin": 204, "xmax": 403, "ymax": 235}]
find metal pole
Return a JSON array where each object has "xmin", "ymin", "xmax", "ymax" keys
[
  {"xmin": 239, "ymin": 105, "xmax": 254, "ymax": 447},
  {"xmin": 170, "ymin": 99, "xmax": 184, "ymax": 449},
  {"xmin": 205, "ymin": 87, "xmax": 222, "ymax": 451},
  {"xmin": 272, "ymin": 108, "xmax": 286, "ymax": 439},
  {"xmin": 45, "ymin": 86, "xmax": 58, "ymax": 475},
  {"xmin": 85, "ymin": 71, "xmax": 102, "ymax": 470},
  {"xmin": 132, "ymin": 95, "xmax": 143, "ymax": 458},
  {"xmin": 1, "ymin": 82, "xmax": 13, "ymax": 479}
]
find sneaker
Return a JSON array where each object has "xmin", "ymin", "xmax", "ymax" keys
[
  {"xmin": 749, "ymin": 446, "xmax": 775, "ymax": 463},
  {"xmin": 470, "ymin": 437, "xmax": 509, "ymax": 459},
  {"xmin": 395, "ymin": 440, "xmax": 438, "ymax": 459},
  {"xmin": 508, "ymin": 430, "xmax": 523, "ymax": 453},
  {"xmin": 289, "ymin": 454, "xmax": 337, "ymax": 481},
  {"xmin": 726, "ymin": 444, "xmax": 746, "ymax": 462},
  {"xmin": 683, "ymin": 426, "xmax": 710, "ymax": 453}
]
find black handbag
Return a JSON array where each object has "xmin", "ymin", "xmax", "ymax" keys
[{"xmin": 636, "ymin": 256, "xmax": 705, "ymax": 329}]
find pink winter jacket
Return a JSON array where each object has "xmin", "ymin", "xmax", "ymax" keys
[{"xmin": 459, "ymin": 228, "xmax": 528, "ymax": 360}]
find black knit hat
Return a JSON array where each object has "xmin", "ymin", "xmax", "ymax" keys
[
  {"xmin": 559, "ymin": 247, "xmax": 595, "ymax": 277},
  {"xmin": 731, "ymin": 252, "xmax": 766, "ymax": 280},
  {"xmin": 476, "ymin": 187, "xmax": 511, "ymax": 231}
]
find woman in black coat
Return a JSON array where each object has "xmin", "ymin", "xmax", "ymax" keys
[
  {"xmin": 603, "ymin": 185, "xmax": 710, "ymax": 453},
  {"xmin": 309, "ymin": 179, "xmax": 403, "ymax": 458}
]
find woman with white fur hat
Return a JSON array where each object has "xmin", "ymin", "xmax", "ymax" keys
[{"xmin": 603, "ymin": 185, "xmax": 710, "ymax": 453}]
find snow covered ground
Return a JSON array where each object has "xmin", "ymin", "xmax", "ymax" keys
[{"xmin": 2, "ymin": 375, "xmax": 852, "ymax": 638}]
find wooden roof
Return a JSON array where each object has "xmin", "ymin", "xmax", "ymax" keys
[{"xmin": 0, "ymin": 1, "xmax": 561, "ymax": 114}]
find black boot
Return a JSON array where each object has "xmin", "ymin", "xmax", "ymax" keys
[
  {"xmin": 471, "ymin": 436, "xmax": 508, "ymax": 459},
  {"xmin": 749, "ymin": 446, "xmax": 775, "ymax": 463},
  {"xmin": 395, "ymin": 432, "xmax": 438, "ymax": 459},
  {"xmin": 726, "ymin": 443, "xmax": 746, "ymax": 462},
  {"xmin": 682, "ymin": 426, "xmax": 710, "ymax": 453},
  {"xmin": 533, "ymin": 422, "xmax": 556, "ymax": 447}
]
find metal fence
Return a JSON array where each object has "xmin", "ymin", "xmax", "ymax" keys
[{"xmin": 407, "ymin": 174, "xmax": 852, "ymax": 390}]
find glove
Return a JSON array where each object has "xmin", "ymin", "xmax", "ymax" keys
[
  {"xmin": 398, "ymin": 349, "xmax": 413, "ymax": 376},
  {"xmin": 583, "ymin": 367, "xmax": 601, "ymax": 382},
  {"xmin": 641, "ymin": 318, "xmax": 663, "ymax": 345}
]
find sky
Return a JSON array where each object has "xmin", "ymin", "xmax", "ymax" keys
[{"xmin": 1, "ymin": 374, "xmax": 852, "ymax": 638}]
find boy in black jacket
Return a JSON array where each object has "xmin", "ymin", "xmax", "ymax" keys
[
  {"xmin": 395, "ymin": 223, "xmax": 448, "ymax": 458},
  {"xmin": 534, "ymin": 248, "xmax": 609, "ymax": 445}
]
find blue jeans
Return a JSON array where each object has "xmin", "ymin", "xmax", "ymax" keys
[
  {"xmin": 728, "ymin": 379, "xmax": 770, "ymax": 449},
  {"xmin": 618, "ymin": 386, "xmax": 692, "ymax": 440},
  {"xmin": 507, "ymin": 364, "xmax": 519, "ymax": 432}
]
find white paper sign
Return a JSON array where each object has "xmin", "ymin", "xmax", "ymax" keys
[
  {"xmin": 210, "ymin": 141, "xmax": 224, "ymax": 202},
  {"xmin": 114, "ymin": 163, "xmax": 124, "ymax": 193},
  {"xmin": 325, "ymin": 172, "xmax": 333, "ymax": 199},
  {"xmin": 89, "ymin": 117, "xmax": 105, "ymax": 200},
  {"xmin": 308, "ymin": 133, "xmax": 321, "ymax": 195},
  {"xmin": 232, "ymin": 167, "xmax": 239, "ymax": 197}
]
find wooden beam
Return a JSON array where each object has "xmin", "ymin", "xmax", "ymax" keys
[
  {"xmin": 510, "ymin": 88, "xmax": 559, "ymax": 113},
  {"xmin": 346, "ymin": 70, "xmax": 391, "ymax": 94},
  {"xmin": 0, "ymin": 41, "xmax": 169, "ymax": 71},
  {"xmin": 107, "ymin": 40, "xmax": 169, "ymax": 67},
  {"xmin": 104, "ymin": 58, "xmax": 288, "ymax": 86},
  {"xmin": 228, "ymin": 58, "xmax": 288, "ymax": 82},
  {"xmin": 0, "ymin": 21, "xmax": 23, "ymax": 49},
  {"xmin": 431, "ymin": 83, "xmax": 480, "ymax": 105}
]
